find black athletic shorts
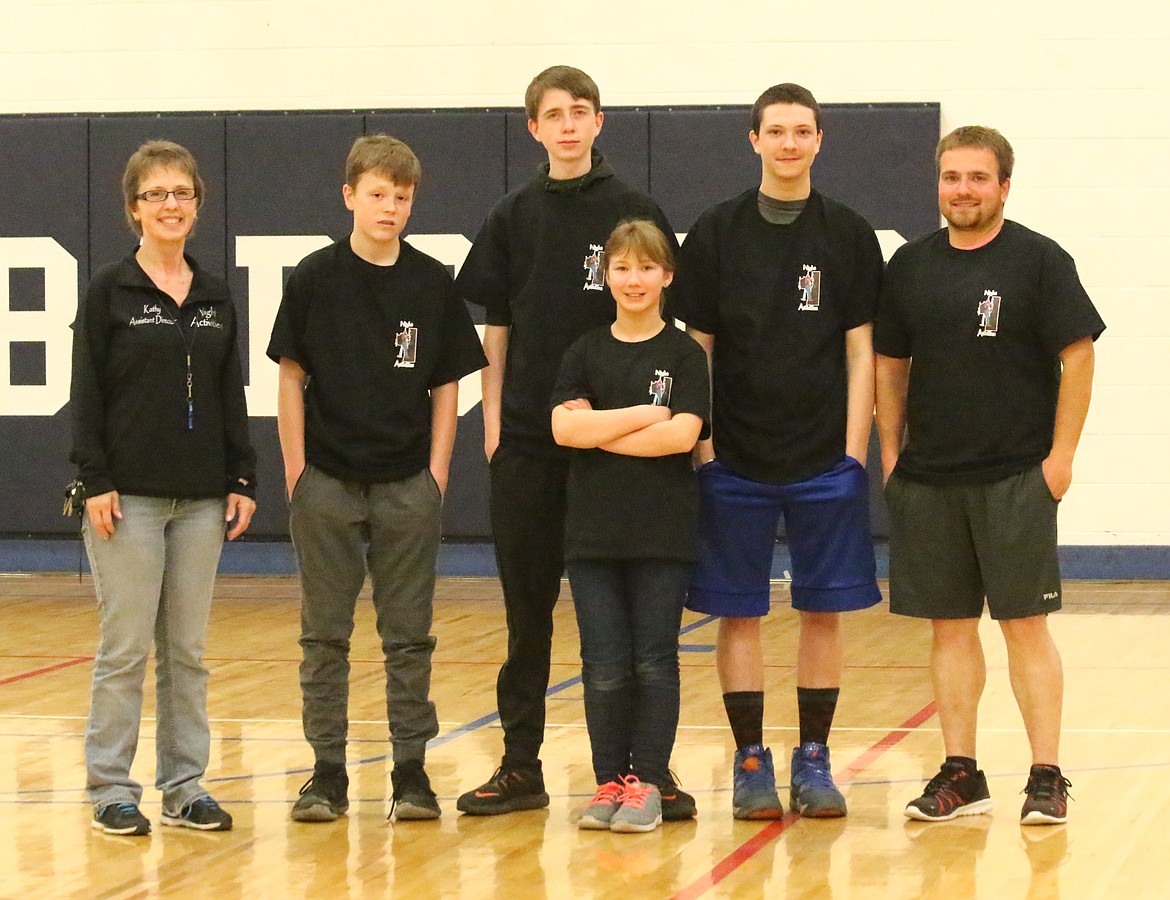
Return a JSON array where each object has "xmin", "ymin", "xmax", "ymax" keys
[{"xmin": 885, "ymin": 464, "xmax": 1062, "ymax": 620}]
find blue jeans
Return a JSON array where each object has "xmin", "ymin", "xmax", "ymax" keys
[
  {"xmin": 566, "ymin": 559, "xmax": 691, "ymax": 788},
  {"xmin": 83, "ymin": 495, "xmax": 226, "ymax": 811}
]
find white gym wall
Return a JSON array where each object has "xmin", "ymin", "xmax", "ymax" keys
[{"xmin": 2, "ymin": 0, "xmax": 1167, "ymax": 548}]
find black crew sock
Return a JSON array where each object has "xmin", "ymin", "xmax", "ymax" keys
[
  {"xmin": 946, "ymin": 755, "xmax": 979, "ymax": 773},
  {"xmin": 796, "ymin": 686, "xmax": 840, "ymax": 746},
  {"xmin": 723, "ymin": 691, "xmax": 764, "ymax": 750}
]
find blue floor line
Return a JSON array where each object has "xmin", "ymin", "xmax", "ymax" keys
[
  {"xmin": 679, "ymin": 614, "xmax": 718, "ymax": 635},
  {"xmin": 25, "ymin": 612, "xmax": 723, "ymax": 793}
]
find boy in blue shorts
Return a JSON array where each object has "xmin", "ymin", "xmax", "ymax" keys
[
  {"xmin": 268, "ymin": 135, "xmax": 487, "ymax": 823},
  {"xmin": 666, "ymin": 83, "xmax": 883, "ymax": 820}
]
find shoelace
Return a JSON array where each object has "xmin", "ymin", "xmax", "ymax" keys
[
  {"xmin": 486, "ymin": 767, "xmax": 535, "ymax": 793},
  {"xmin": 923, "ymin": 764, "xmax": 967, "ymax": 796},
  {"xmin": 589, "ymin": 781, "xmax": 625, "ymax": 805},
  {"xmin": 619, "ymin": 775, "xmax": 653, "ymax": 809},
  {"xmin": 299, "ymin": 776, "xmax": 325, "ymax": 797},
  {"xmin": 109, "ymin": 802, "xmax": 140, "ymax": 816},
  {"xmin": 798, "ymin": 761, "xmax": 837, "ymax": 789},
  {"xmin": 299, "ymin": 773, "xmax": 345, "ymax": 802},
  {"xmin": 1024, "ymin": 772, "xmax": 1073, "ymax": 799}
]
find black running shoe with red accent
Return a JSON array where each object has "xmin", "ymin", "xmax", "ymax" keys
[
  {"xmin": 1021, "ymin": 764, "xmax": 1072, "ymax": 825},
  {"xmin": 660, "ymin": 777, "xmax": 697, "ymax": 821},
  {"xmin": 456, "ymin": 766, "xmax": 549, "ymax": 815},
  {"xmin": 904, "ymin": 761, "xmax": 992, "ymax": 822}
]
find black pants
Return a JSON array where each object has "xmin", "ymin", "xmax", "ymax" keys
[{"xmin": 489, "ymin": 444, "xmax": 569, "ymax": 769}]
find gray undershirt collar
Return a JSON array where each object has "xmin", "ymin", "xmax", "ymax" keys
[{"xmin": 757, "ymin": 191, "xmax": 807, "ymax": 225}]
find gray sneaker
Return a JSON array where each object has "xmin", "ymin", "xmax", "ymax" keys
[
  {"xmin": 609, "ymin": 776, "xmax": 662, "ymax": 833},
  {"xmin": 578, "ymin": 780, "xmax": 625, "ymax": 830}
]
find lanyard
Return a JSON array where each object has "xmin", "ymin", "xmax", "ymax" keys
[{"xmin": 158, "ymin": 299, "xmax": 197, "ymax": 430}]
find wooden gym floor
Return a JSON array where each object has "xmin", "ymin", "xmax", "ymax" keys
[{"xmin": 1, "ymin": 573, "xmax": 1168, "ymax": 899}]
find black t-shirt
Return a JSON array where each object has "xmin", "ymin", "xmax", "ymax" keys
[
  {"xmin": 551, "ymin": 324, "xmax": 710, "ymax": 562},
  {"xmin": 666, "ymin": 189, "xmax": 883, "ymax": 484},
  {"xmin": 456, "ymin": 153, "xmax": 677, "ymax": 455},
  {"xmin": 874, "ymin": 220, "xmax": 1106, "ymax": 485},
  {"xmin": 267, "ymin": 238, "xmax": 487, "ymax": 482}
]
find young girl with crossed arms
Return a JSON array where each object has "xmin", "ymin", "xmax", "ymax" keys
[{"xmin": 551, "ymin": 219, "xmax": 709, "ymax": 832}]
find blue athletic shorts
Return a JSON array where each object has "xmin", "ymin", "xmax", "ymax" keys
[{"xmin": 686, "ymin": 456, "xmax": 881, "ymax": 617}]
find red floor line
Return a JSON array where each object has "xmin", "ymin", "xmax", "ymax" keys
[
  {"xmin": 838, "ymin": 701, "xmax": 938, "ymax": 783},
  {"xmin": 0, "ymin": 656, "xmax": 91, "ymax": 687},
  {"xmin": 671, "ymin": 699, "xmax": 939, "ymax": 900}
]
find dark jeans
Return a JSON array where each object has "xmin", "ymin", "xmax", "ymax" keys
[
  {"xmin": 489, "ymin": 444, "xmax": 569, "ymax": 769},
  {"xmin": 566, "ymin": 558, "xmax": 691, "ymax": 788}
]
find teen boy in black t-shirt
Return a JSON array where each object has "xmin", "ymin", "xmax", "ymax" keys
[
  {"xmin": 876, "ymin": 126, "xmax": 1104, "ymax": 826},
  {"xmin": 454, "ymin": 66, "xmax": 677, "ymax": 816},
  {"xmin": 667, "ymin": 83, "xmax": 883, "ymax": 821},
  {"xmin": 268, "ymin": 135, "xmax": 486, "ymax": 824}
]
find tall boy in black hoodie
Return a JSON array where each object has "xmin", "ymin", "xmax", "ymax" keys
[{"xmin": 455, "ymin": 66, "xmax": 680, "ymax": 816}]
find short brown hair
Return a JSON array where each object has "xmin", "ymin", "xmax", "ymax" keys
[
  {"xmin": 751, "ymin": 83, "xmax": 821, "ymax": 134},
  {"xmin": 346, "ymin": 134, "xmax": 422, "ymax": 190},
  {"xmin": 605, "ymin": 219, "xmax": 675, "ymax": 272},
  {"xmin": 122, "ymin": 140, "xmax": 204, "ymax": 236},
  {"xmin": 936, "ymin": 125, "xmax": 1014, "ymax": 183},
  {"xmin": 524, "ymin": 66, "xmax": 601, "ymax": 120}
]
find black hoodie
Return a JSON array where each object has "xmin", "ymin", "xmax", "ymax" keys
[{"xmin": 456, "ymin": 150, "xmax": 676, "ymax": 454}]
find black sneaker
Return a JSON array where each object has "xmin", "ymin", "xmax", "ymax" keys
[
  {"xmin": 91, "ymin": 801, "xmax": 150, "ymax": 836},
  {"xmin": 1021, "ymin": 764, "xmax": 1072, "ymax": 825},
  {"xmin": 456, "ymin": 766, "xmax": 549, "ymax": 815},
  {"xmin": 904, "ymin": 761, "xmax": 993, "ymax": 822},
  {"xmin": 660, "ymin": 774, "xmax": 697, "ymax": 821},
  {"xmin": 390, "ymin": 760, "xmax": 441, "ymax": 820},
  {"xmin": 161, "ymin": 795, "xmax": 233, "ymax": 831},
  {"xmin": 291, "ymin": 764, "xmax": 349, "ymax": 822}
]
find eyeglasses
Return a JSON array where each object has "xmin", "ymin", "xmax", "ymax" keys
[{"xmin": 135, "ymin": 188, "xmax": 198, "ymax": 203}]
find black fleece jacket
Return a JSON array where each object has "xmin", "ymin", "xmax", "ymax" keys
[{"xmin": 69, "ymin": 251, "xmax": 256, "ymax": 499}]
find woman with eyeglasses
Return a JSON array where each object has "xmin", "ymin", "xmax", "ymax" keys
[{"xmin": 69, "ymin": 140, "xmax": 256, "ymax": 835}]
